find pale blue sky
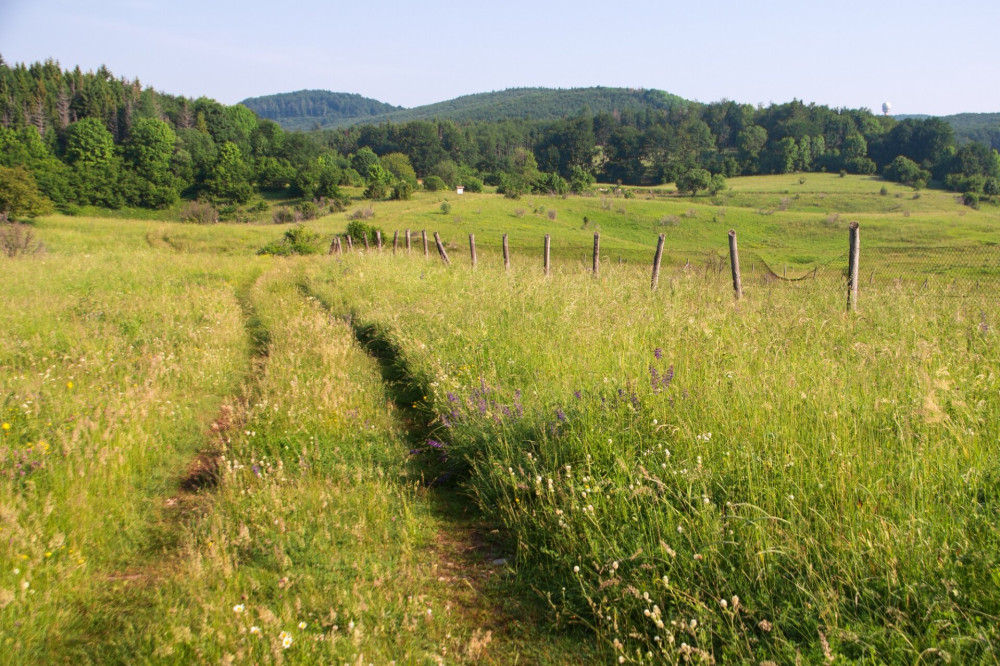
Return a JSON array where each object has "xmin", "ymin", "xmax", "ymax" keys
[{"xmin": 2, "ymin": 0, "xmax": 998, "ymax": 116}]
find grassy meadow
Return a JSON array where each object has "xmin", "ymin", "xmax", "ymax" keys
[{"xmin": 1, "ymin": 175, "xmax": 999, "ymax": 664}]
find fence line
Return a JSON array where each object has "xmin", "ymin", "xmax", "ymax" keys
[{"xmin": 334, "ymin": 228, "xmax": 1000, "ymax": 305}]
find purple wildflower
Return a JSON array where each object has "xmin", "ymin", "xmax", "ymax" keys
[
  {"xmin": 409, "ymin": 449, "xmax": 421, "ymax": 455},
  {"xmin": 428, "ymin": 439, "xmax": 444, "ymax": 449},
  {"xmin": 649, "ymin": 365, "xmax": 660, "ymax": 391},
  {"xmin": 556, "ymin": 408, "xmax": 567, "ymax": 423},
  {"xmin": 573, "ymin": 390, "xmax": 582, "ymax": 400},
  {"xmin": 654, "ymin": 348, "xmax": 663, "ymax": 360},
  {"xmin": 662, "ymin": 365, "xmax": 674, "ymax": 389},
  {"xmin": 252, "ymin": 464, "xmax": 261, "ymax": 476},
  {"xmin": 447, "ymin": 392, "xmax": 458, "ymax": 403}
]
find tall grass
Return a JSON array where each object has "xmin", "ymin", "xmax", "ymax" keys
[{"xmin": 309, "ymin": 253, "xmax": 1000, "ymax": 663}]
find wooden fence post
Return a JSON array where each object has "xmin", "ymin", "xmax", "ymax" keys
[
  {"xmin": 328, "ymin": 237, "xmax": 338, "ymax": 255},
  {"xmin": 728, "ymin": 229, "xmax": 742, "ymax": 300},
  {"xmin": 376, "ymin": 230, "xmax": 382, "ymax": 251},
  {"xmin": 392, "ymin": 231, "xmax": 398, "ymax": 253},
  {"xmin": 847, "ymin": 221, "xmax": 860, "ymax": 312},
  {"xmin": 433, "ymin": 232, "xmax": 451, "ymax": 265},
  {"xmin": 422, "ymin": 230, "xmax": 428, "ymax": 257},
  {"xmin": 592, "ymin": 232, "xmax": 600, "ymax": 276},
  {"xmin": 406, "ymin": 229, "xmax": 412, "ymax": 252},
  {"xmin": 502, "ymin": 233, "xmax": 510, "ymax": 271},
  {"xmin": 651, "ymin": 233, "xmax": 665, "ymax": 290},
  {"xmin": 362, "ymin": 233, "xmax": 369, "ymax": 251},
  {"xmin": 469, "ymin": 233, "xmax": 477, "ymax": 268},
  {"xmin": 544, "ymin": 234, "xmax": 551, "ymax": 276},
  {"xmin": 345, "ymin": 234, "xmax": 353, "ymax": 251}
]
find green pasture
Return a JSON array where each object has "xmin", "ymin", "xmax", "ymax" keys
[{"xmin": 2, "ymin": 174, "xmax": 999, "ymax": 663}]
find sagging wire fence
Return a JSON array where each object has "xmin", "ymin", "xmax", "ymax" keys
[{"xmin": 329, "ymin": 226, "xmax": 1000, "ymax": 311}]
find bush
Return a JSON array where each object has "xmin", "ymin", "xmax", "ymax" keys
[
  {"xmin": 440, "ymin": 201, "xmax": 452, "ymax": 215},
  {"xmin": 296, "ymin": 201, "xmax": 319, "ymax": 220},
  {"xmin": 346, "ymin": 219, "xmax": 383, "ymax": 245},
  {"xmin": 347, "ymin": 206, "xmax": 374, "ymax": 221},
  {"xmin": 179, "ymin": 200, "xmax": 219, "ymax": 224},
  {"xmin": 391, "ymin": 180, "xmax": 413, "ymax": 200},
  {"xmin": 272, "ymin": 206, "xmax": 297, "ymax": 224},
  {"xmin": 879, "ymin": 186, "xmax": 889, "ymax": 196},
  {"xmin": 257, "ymin": 225, "xmax": 322, "ymax": 256},
  {"xmin": 423, "ymin": 175, "xmax": 447, "ymax": 192},
  {"xmin": 0, "ymin": 221, "xmax": 45, "ymax": 257},
  {"xmin": 547, "ymin": 209, "xmax": 557, "ymax": 220},
  {"xmin": 462, "ymin": 177, "xmax": 484, "ymax": 193},
  {"xmin": 962, "ymin": 192, "xmax": 980, "ymax": 209}
]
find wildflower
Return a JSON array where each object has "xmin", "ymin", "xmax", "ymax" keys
[
  {"xmin": 298, "ymin": 621, "xmax": 307, "ymax": 629},
  {"xmin": 1, "ymin": 423, "xmax": 9, "ymax": 431},
  {"xmin": 654, "ymin": 348, "xmax": 663, "ymax": 360},
  {"xmin": 67, "ymin": 382, "xmax": 73, "ymax": 389},
  {"xmin": 573, "ymin": 390, "xmax": 582, "ymax": 400},
  {"xmin": 719, "ymin": 599, "xmax": 728, "ymax": 608},
  {"xmin": 280, "ymin": 631, "xmax": 293, "ymax": 649},
  {"xmin": 250, "ymin": 626, "xmax": 261, "ymax": 635},
  {"xmin": 573, "ymin": 566, "xmax": 580, "ymax": 573},
  {"xmin": 233, "ymin": 604, "xmax": 245, "ymax": 613},
  {"xmin": 555, "ymin": 408, "xmax": 567, "ymax": 423},
  {"xmin": 427, "ymin": 439, "xmax": 444, "ymax": 449}
]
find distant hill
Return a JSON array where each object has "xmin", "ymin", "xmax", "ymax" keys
[
  {"xmin": 239, "ymin": 90, "xmax": 403, "ymax": 131},
  {"xmin": 896, "ymin": 113, "xmax": 1000, "ymax": 150},
  {"xmin": 943, "ymin": 113, "xmax": 1000, "ymax": 150},
  {"xmin": 242, "ymin": 87, "xmax": 692, "ymax": 130}
]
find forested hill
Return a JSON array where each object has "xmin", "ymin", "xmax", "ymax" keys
[
  {"xmin": 241, "ymin": 87, "xmax": 692, "ymax": 130},
  {"xmin": 898, "ymin": 113, "xmax": 1000, "ymax": 150},
  {"xmin": 238, "ymin": 90, "xmax": 402, "ymax": 131}
]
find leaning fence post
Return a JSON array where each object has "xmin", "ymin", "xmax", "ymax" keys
[
  {"xmin": 345, "ymin": 234, "xmax": 353, "ymax": 251},
  {"xmin": 728, "ymin": 229, "xmax": 742, "ymax": 300},
  {"xmin": 406, "ymin": 229, "xmax": 412, "ymax": 252},
  {"xmin": 362, "ymin": 233, "xmax": 369, "ymax": 251},
  {"xmin": 433, "ymin": 232, "xmax": 450, "ymax": 265},
  {"xmin": 847, "ymin": 221, "xmax": 860, "ymax": 312},
  {"xmin": 376, "ymin": 230, "xmax": 383, "ymax": 251},
  {"xmin": 592, "ymin": 232, "xmax": 600, "ymax": 276},
  {"xmin": 651, "ymin": 233, "xmax": 665, "ymax": 290},
  {"xmin": 328, "ymin": 237, "xmax": 338, "ymax": 255},
  {"xmin": 393, "ymin": 230, "xmax": 399, "ymax": 253},
  {"xmin": 544, "ymin": 234, "xmax": 551, "ymax": 276},
  {"xmin": 469, "ymin": 233, "xmax": 477, "ymax": 268},
  {"xmin": 502, "ymin": 233, "xmax": 510, "ymax": 271},
  {"xmin": 422, "ymin": 230, "xmax": 428, "ymax": 257}
]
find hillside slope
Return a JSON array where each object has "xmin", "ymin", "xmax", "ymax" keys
[{"xmin": 242, "ymin": 87, "xmax": 692, "ymax": 130}]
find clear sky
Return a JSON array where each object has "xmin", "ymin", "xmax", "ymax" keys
[{"xmin": 1, "ymin": 0, "xmax": 998, "ymax": 116}]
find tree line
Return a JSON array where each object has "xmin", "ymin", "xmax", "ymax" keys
[{"xmin": 2, "ymin": 57, "xmax": 998, "ymax": 220}]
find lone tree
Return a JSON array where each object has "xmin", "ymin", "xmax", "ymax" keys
[
  {"xmin": 0, "ymin": 165, "xmax": 54, "ymax": 220},
  {"xmin": 675, "ymin": 168, "xmax": 712, "ymax": 196}
]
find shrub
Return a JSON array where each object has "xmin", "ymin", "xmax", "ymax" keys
[
  {"xmin": 659, "ymin": 215, "xmax": 680, "ymax": 227},
  {"xmin": 547, "ymin": 209, "xmax": 557, "ymax": 220},
  {"xmin": 346, "ymin": 219, "xmax": 383, "ymax": 245},
  {"xmin": 347, "ymin": 206, "xmax": 374, "ymax": 221},
  {"xmin": 962, "ymin": 192, "xmax": 980, "ymax": 209},
  {"xmin": 0, "ymin": 221, "xmax": 45, "ymax": 257},
  {"xmin": 272, "ymin": 207, "xmax": 297, "ymax": 224},
  {"xmin": 462, "ymin": 177, "xmax": 484, "ymax": 193},
  {"xmin": 391, "ymin": 180, "xmax": 413, "ymax": 200},
  {"xmin": 423, "ymin": 175, "xmax": 446, "ymax": 192},
  {"xmin": 296, "ymin": 201, "xmax": 319, "ymax": 220},
  {"xmin": 513, "ymin": 208, "xmax": 526, "ymax": 218},
  {"xmin": 257, "ymin": 225, "xmax": 322, "ymax": 256},
  {"xmin": 879, "ymin": 186, "xmax": 889, "ymax": 196},
  {"xmin": 179, "ymin": 200, "xmax": 219, "ymax": 224},
  {"xmin": 440, "ymin": 201, "xmax": 452, "ymax": 215}
]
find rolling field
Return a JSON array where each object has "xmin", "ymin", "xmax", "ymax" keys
[{"xmin": 1, "ymin": 176, "xmax": 999, "ymax": 663}]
